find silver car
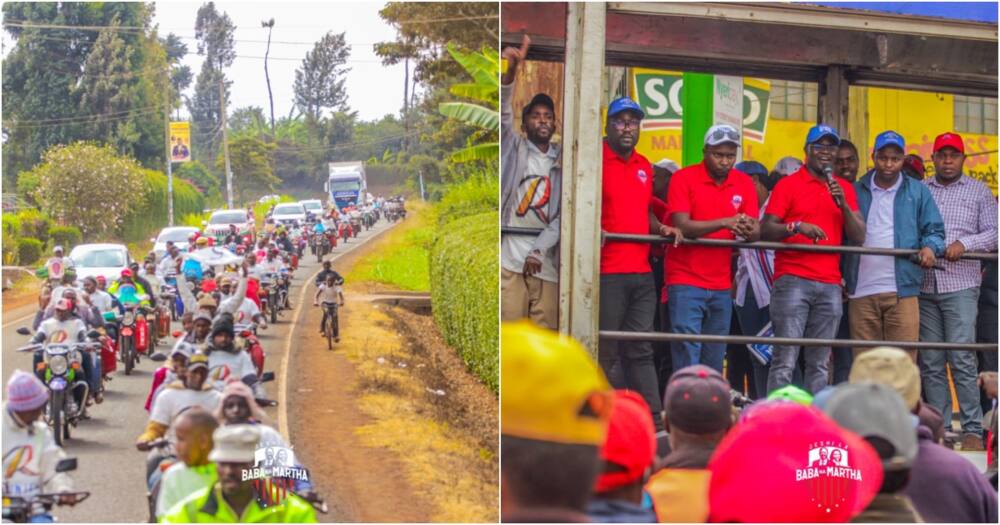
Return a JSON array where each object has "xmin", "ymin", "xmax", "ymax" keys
[
  {"xmin": 151, "ymin": 226, "xmax": 200, "ymax": 261},
  {"xmin": 69, "ymin": 244, "xmax": 133, "ymax": 284}
]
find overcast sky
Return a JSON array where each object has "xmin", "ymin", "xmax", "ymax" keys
[
  {"xmin": 154, "ymin": 2, "xmax": 407, "ymax": 122},
  {"xmin": 0, "ymin": 2, "xmax": 409, "ymax": 122}
]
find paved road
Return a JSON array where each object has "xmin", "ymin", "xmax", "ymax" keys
[{"xmin": 1, "ymin": 219, "xmax": 396, "ymax": 522}]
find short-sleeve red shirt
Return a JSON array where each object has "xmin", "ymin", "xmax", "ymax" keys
[
  {"xmin": 764, "ymin": 166, "xmax": 859, "ymax": 285},
  {"xmin": 665, "ymin": 163, "xmax": 760, "ymax": 290},
  {"xmin": 601, "ymin": 141, "xmax": 654, "ymax": 274}
]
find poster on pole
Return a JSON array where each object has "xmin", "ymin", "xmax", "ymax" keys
[
  {"xmin": 714, "ymin": 75, "xmax": 744, "ymax": 163},
  {"xmin": 169, "ymin": 121, "xmax": 191, "ymax": 162}
]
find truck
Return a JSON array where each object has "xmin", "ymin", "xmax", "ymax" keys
[{"xmin": 325, "ymin": 161, "xmax": 366, "ymax": 212}]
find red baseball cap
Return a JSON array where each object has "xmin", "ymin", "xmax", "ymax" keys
[
  {"xmin": 95, "ymin": 276, "xmax": 106, "ymax": 284},
  {"xmin": 595, "ymin": 390, "xmax": 656, "ymax": 493},
  {"xmin": 933, "ymin": 132, "xmax": 965, "ymax": 154},
  {"xmin": 707, "ymin": 402, "xmax": 882, "ymax": 523},
  {"xmin": 120, "ymin": 268, "xmax": 133, "ymax": 278}
]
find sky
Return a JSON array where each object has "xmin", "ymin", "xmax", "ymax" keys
[{"xmin": 152, "ymin": 2, "xmax": 407, "ymax": 122}]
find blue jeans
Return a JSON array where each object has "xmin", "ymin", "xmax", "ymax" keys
[
  {"xmin": 29, "ymin": 515, "xmax": 54, "ymax": 523},
  {"xmin": 667, "ymin": 285, "xmax": 732, "ymax": 373},
  {"xmin": 767, "ymin": 275, "xmax": 842, "ymax": 395},
  {"xmin": 918, "ymin": 287, "xmax": 983, "ymax": 435}
]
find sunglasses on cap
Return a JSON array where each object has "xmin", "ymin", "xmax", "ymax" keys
[{"xmin": 707, "ymin": 127, "xmax": 740, "ymax": 144}]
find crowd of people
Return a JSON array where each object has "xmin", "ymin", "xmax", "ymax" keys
[
  {"xmin": 500, "ymin": 36, "xmax": 998, "ymax": 454},
  {"xmin": 502, "ymin": 321, "xmax": 998, "ymax": 523}
]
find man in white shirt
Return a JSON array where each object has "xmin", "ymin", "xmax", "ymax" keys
[
  {"xmin": 500, "ymin": 35, "xmax": 561, "ymax": 330},
  {"xmin": 136, "ymin": 353, "xmax": 222, "ymax": 449},
  {"xmin": 157, "ymin": 245, "xmax": 183, "ymax": 280}
]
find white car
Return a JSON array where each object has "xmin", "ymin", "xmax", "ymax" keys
[
  {"xmin": 271, "ymin": 202, "xmax": 307, "ymax": 226},
  {"xmin": 258, "ymin": 194, "xmax": 281, "ymax": 204},
  {"xmin": 69, "ymin": 244, "xmax": 133, "ymax": 284},
  {"xmin": 298, "ymin": 199, "xmax": 324, "ymax": 219},
  {"xmin": 203, "ymin": 209, "xmax": 254, "ymax": 240},
  {"xmin": 151, "ymin": 226, "xmax": 200, "ymax": 261}
]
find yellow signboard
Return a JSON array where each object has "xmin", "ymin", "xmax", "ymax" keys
[{"xmin": 169, "ymin": 121, "xmax": 191, "ymax": 163}]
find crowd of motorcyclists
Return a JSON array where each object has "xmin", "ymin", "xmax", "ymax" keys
[{"xmin": 3, "ymin": 195, "xmax": 401, "ymax": 523}]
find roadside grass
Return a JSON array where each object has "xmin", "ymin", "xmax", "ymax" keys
[{"xmin": 347, "ymin": 201, "xmax": 433, "ymax": 292}]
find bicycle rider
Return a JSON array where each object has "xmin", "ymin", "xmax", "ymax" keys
[{"xmin": 313, "ymin": 274, "xmax": 345, "ymax": 340}]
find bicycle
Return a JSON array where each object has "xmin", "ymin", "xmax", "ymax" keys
[{"xmin": 320, "ymin": 302, "xmax": 339, "ymax": 350}]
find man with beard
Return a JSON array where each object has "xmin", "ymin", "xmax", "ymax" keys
[
  {"xmin": 598, "ymin": 95, "xmax": 682, "ymax": 432},
  {"xmin": 500, "ymin": 34, "xmax": 562, "ymax": 330}
]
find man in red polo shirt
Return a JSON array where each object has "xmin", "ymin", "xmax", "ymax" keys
[
  {"xmin": 666, "ymin": 124, "xmax": 760, "ymax": 373},
  {"xmin": 600, "ymin": 96, "xmax": 682, "ymax": 432},
  {"xmin": 761, "ymin": 124, "xmax": 866, "ymax": 394}
]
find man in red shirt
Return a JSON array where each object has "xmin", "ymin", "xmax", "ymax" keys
[
  {"xmin": 599, "ymin": 96, "xmax": 682, "ymax": 431},
  {"xmin": 761, "ymin": 124, "xmax": 866, "ymax": 394},
  {"xmin": 666, "ymin": 125, "xmax": 760, "ymax": 373}
]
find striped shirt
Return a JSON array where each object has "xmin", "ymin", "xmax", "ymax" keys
[
  {"xmin": 735, "ymin": 197, "xmax": 776, "ymax": 308},
  {"xmin": 921, "ymin": 174, "xmax": 998, "ymax": 294}
]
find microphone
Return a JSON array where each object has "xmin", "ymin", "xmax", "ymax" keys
[{"xmin": 822, "ymin": 165, "xmax": 842, "ymax": 207}]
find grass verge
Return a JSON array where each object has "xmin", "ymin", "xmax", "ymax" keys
[{"xmin": 347, "ymin": 201, "xmax": 433, "ymax": 292}]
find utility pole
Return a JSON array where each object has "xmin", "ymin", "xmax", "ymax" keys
[
  {"xmin": 164, "ymin": 84, "xmax": 174, "ymax": 226},
  {"xmin": 262, "ymin": 18, "xmax": 276, "ymax": 135},
  {"xmin": 219, "ymin": 78, "xmax": 233, "ymax": 209},
  {"xmin": 418, "ymin": 170, "xmax": 425, "ymax": 201}
]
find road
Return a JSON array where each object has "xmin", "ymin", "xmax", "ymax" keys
[{"xmin": 1, "ymin": 219, "xmax": 396, "ymax": 522}]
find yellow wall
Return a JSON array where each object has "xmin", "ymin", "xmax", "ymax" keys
[{"xmin": 633, "ymin": 77, "xmax": 998, "ymax": 195}]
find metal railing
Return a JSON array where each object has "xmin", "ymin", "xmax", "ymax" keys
[{"xmin": 503, "ymin": 226, "xmax": 999, "ymax": 352}]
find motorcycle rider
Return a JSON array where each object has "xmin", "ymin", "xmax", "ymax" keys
[
  {"xmin": 146, "ymin": 343, "xmax": 193, "ymax": 413},
  {"xmin": 155, "ymin": 407, "xmax": 219, "ymax": 519},
  {"xmin": 108, "ymin": 269, "xmax": 151, "ymax": 307},
  {"xmin": 136, "ymin": 352, "xmax": 221, "ymax": 460},
  {"xmin": 41, "ymin": 246, "xmax": 74, "ymax": 286},
  {"xmin": 202, "ymin": 314, "xmax": 258, "ymax": 392},
  {"xmin": 223, "ymin": 225, "xmax": 241, "ymax": 246},
  {"xmin": 219, "ymin": 277, "xmax": 268, "ymax": 329},
  {"xmin": 160, "ymin": 424, "xmax": 317, "ymax": 523},
  {"xmin": 30, "ymin": 298, "xmax": 100, "ymax": 409},
  {"xmin": 128, "ymin": 262, "xmax": 158, "ymax": 309},
  {"xmin": 2, "ymin": 371, "xmax": 78, "ymax": 519}
]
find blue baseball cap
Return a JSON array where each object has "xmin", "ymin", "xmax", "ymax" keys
[
  {"xmin": 805, "ymin": 124, "xmax": 841, "ymax": 147},
  {"xmin": 607, "ymin": 97, "xmax": 645, "ymax": 119},
  {"xmin": 874, "ymin": 130, "xmax": 905, "ymax": 152}
]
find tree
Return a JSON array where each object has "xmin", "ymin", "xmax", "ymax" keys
[
  {"xmin": 77, "ymin": 20, "xmax": 140, "ymax": 155},
  {"xmin": 229, "ymin": 106, "xmax": 268, "ymax": 138},
  {"xmin": 217, "ymin": 136, "xmax": 280, "ymax": 204},
  {"xmin": 163, "ymin": 33, "xmax": 193, "ymax": 117},
  {"xmin": 194, "ymin": 2, "xmax": 236, "ymax": 71},
  {"xmin": 293, "ymin": 31, "xmax": 351, "ymax": 121},
  {"xmin": 438, "ymin": 44, "xmax": 499, "ymax": 162},
  {"xmin": 26, "ymin": 142, "xmax": 147, "ymax": 239},
  {"xmin": 174, "ymin": 160, "xmax": 223, "ymax": 206}
]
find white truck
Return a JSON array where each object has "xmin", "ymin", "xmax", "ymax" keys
[{"xmin": 325, "ymin": 161, "xmax": 367, "ymax": 212}]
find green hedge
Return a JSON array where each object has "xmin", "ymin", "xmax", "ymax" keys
[
  {"xmin": 49, "ymin": 225, "xmax": 82, "ymax": 250},
  {"xmin": 435, "ymin": 174, "xmax": 499, "ymax": 227},
  {"xmin": 16, "ymin": 209, "xmax": 53, "ymax": 245},
  {"xmin": 120, "ymin": 169, "xmax": 205, "ymax": 242},
  {"xmin": 17, "ymin": 238, "xmax": 44, "ymax": 266},
  {"xmin": 3, "ymin": 215, "xmax": 21, "ymax": 265},
  {"xmin": 429, "ymin": 210, "xmax": 499, "ymax": 393}
]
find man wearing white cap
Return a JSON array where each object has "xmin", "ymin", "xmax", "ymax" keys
[
  {"xmin": 160, "ymin": 424, "xmax": 317, "ymax": 522},
  {"xmin": 3, "ymin": 371, "xmax": 77, "ymax": 515},
  {"xmin": 665, "ymin": 124, "xmax": 760, "ymax": 373}
]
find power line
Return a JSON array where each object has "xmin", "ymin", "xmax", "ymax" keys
[
  {"xmin": 3, "ymin": 15, "xmax": 498, "ymax": 32},
  {"xmin": 272, "ymin": 132, "xmax": 416, "ymax": 153},
  {"xmin": 9, "ymin": 104, "xmax": 164, "ymax": 125}
]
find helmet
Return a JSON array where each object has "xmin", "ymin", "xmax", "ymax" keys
[{"xmin": 767, "ymin": 385, "xmax": 814, "ymax": 405}]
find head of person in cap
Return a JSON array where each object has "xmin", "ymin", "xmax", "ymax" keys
[
  {"xmin": 53, "ymin": 245, "xmax": 64, "ymax": 257},
  {"xmin": 197, "ymin": 292, "xmax": 218, "ymax": 318},
  {"xmin": 660, "ymin": 365, "xmax": 734, "ymax": 470},
  {"xmin": 802, "ymin": 124, "xmax": 842, "ymax": 179},
  {"xmin": 605, "ymin": 97, "xmax": 644, "ymax": 157},
  {"xmin": 586, "ymin": 390, "xmax": 657, "ymax": 523},
  {"xmin": 169, "ymin": 340, "xmax": 195, "ymax": 379},
  {"xmin": 189, "ymin": 310, "xmax": 214, "ymax": 345},
  {"xmin": 708, "ymin": 401, "xmax": 882, "ymax": 522},
  {"xmin": 824, "ymin": 382, "xmax": 923, "ymax": 522},
  {"xmin": 931, "ymin": 131, "xmax": 966, "ymax": 184},
  {"xmin": 902, "ymin": 154, "xmax": 925, "ymax": 181},
  {"xmin": 6, "ymin": 370, "xmax": 50, "ymax": 426},
  {"xmin": 652, "ymin": 158, "xmax": 679, "ymax": 199},
  {"xmin": 208, "ymin": 312, "xmax": 236, "ymax": 353},
  {"xmin": 871, "ymin": 130, "xmax": 907, "ymax": 184},
  {"xmin": 212, "ymin": 424, "xmax": 262, "ymax": 503},
  {"xmin": 702, "ymin": 124, "xmax": 742, "ymax": 182},
  {"xmin": 735, "ymin": 159, "xmax": 771, "ymax": 204},
  {"xmin": 216, "ymin": 379, "xmax": 266, "ymax": 426},
  {"xmin": 501, "ymin": 321, "xmax": 613, "ymax": 521},
  {"xmin": 501, "ymin": 34, "xmax": 558, "ymax": 153},
  {"xmin": 184, "ymin": 351, "xmax": 211, "ymax": 391}
]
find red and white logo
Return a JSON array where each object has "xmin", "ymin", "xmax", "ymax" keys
[
  {"xmin": 637, "ymin": 169, "xmax": 648, "ymax": 183},
  {"xmin": 731, "ymin": 194, "xmax": 744, "ymax": 210},
  {"xmin": 796, "ymin": 440, "xmax": 864, "ymax": 514}
]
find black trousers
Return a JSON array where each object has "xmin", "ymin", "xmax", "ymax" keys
[{"xmin": 599, "ymin": 272, "xmax": 664, "ymax": 431}]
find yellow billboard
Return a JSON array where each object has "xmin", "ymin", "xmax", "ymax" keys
[{"xmin": 169, "ymin": 121, "xmax": 191, "ymax": 163}]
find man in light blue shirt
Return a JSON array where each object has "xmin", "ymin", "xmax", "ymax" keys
[{"xmin": 843, "ymin": 131, "xmax": 944, "ymax": 360}]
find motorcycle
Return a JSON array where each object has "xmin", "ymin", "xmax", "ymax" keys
[
  {"xmin": 312, "ymin": 234, "xmax": 330, "ymax": 263},
  {"xmin": 118, "ymin": 304, "xmax": 151, "ymax": 375},
  {"xmin": 14, "ymin": 332, "xmax": 102, "ymax": 446},
  {"xmin": 349, "ymin": 217, "xmax": 361, "ymax": 238},
  {"xmin": 2, "ymin": 458, "xmax": 90, "ymax": 523}
]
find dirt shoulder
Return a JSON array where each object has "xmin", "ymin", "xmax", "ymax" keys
[{"xmin": 287, "ymin": 225, "xmax": 498, "ymax": 523}]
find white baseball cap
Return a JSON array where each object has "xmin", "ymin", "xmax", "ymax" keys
[{"xmin": 704, "ymin": 124, "xmax": 741, "ymax": 147}]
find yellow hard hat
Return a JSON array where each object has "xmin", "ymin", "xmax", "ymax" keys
[{"xmin": 501, "ymin": 321, "xmax": 612, "ymax": 445}]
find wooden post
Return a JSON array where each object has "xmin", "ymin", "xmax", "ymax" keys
[
  {"xmin": 559, "ymin": 2, "xmax": 607, "ymax": 357},
  {"xmin": 819, "ymin": 65, "xmax": 849, "ymax": 134}
]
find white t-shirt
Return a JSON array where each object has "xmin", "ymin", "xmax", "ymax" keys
[
  {"xmin": 501, "ymin": 141, "xmax": 560, "ymax": 283},
  {"xmin": 221, "ymin": 298, "xmax": 261, "ymax": 325},
  {"xmin": 316, "ymin": 284, "xmax": 340, "ymax": 305},
  {"xmin": 2, "ymin": 408, "xmax": 71, "ymax": 498},
  {"xmin": 89, "ymin": 290, "xmax": 115, "ymax": 314},
  {"xmin": 37, "ymin": 317, "xmax": 87, "ymax": 343},
  {"xmin": 853, "ymin": 175, "xmax": 901, "ymax": 299},
  {"xmin": 148, "ymin": 386, "xmax": 223, "ymax": 437},
  {"xmin": 207, "ymin": 350, "xmax": 258, "ymax": 387}
]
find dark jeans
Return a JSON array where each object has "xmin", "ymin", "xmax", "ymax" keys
[
  {"xmin": 767, "ymin": 275, "xmax": 842, "ymax": 394},
  {"xmin": 650, "ymin": 257, "xmax": 673, "ymax": 395},
  {"xmin": 832, "ymin": 308, "xmax": 854, "ymax": 385},
  {"xmin": 667, "ymin": 285, "xmax": 732, "ymax": 373},
  {"xmin": 978, "ymin": 295, "xmax": 998, "ymax": 417},
  {"xmin": 599, "ymin": 273, "xmax": 664, "ymax": 431}
]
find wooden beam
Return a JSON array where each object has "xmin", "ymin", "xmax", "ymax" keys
[
  {"xmin": 559, "ymin": 2, "xmax": 606, "ymax": 356},
  {"xmin": 820, "ymin": 65, "xmax": 850, "ymax": 133}
]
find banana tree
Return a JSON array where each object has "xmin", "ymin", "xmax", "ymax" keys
[{"xmin": 438, "ymin": 43, "xmax": 499, "ymax": 163}]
